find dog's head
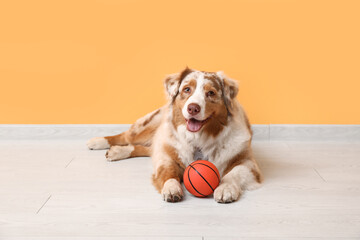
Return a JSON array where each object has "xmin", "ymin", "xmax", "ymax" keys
[{"xmin": 164, "ymin": 67, "xmax": 239, "ymax": 136}]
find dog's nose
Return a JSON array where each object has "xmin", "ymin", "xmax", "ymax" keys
[{"xmin": 187, "ymin": 103, "xmax": 201, "ymax": 116}]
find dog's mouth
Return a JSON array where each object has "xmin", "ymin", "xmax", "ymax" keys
[{"xmin": 186, "ymin": 116, "xmax": 212, "ymax": 132}]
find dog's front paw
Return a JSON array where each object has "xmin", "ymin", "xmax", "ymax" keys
[
  {"xmin": 161, "ymin": 179, "xmax": 183, "ymax": 202},
  {"xmin": 105, "ymin": 145, "xmax": 134, "ymax": 161},
  {"xmin": 214, "ymin": 183, "xmax": 242, "ymax": 203},
  {"xmin": 87, "ymin": 137, "xmax": 110, "ymax": 150}
]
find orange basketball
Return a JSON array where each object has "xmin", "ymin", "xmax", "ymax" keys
[{"xmin": 183, "ymin": 160, "xmax": 220, "ymax": 197}]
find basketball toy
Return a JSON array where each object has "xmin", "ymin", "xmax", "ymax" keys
[{"xmin": 183, "ymin": 160, "xmax": 220, "ymax": 197}]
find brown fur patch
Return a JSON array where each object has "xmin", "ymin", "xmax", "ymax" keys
[
  {"xmin": 105, "ymin": 133, "xmax": 127, "ymax": 146},
  {"xmin": 223, "ymin": 77, "xmax": 239, "ymax": 99},
  {"xmin": 218, "ymin": 76, "xmax": 239, "ymax": 117},
  {"xmin": 171, "ymin": 102, "xmax": 187, "ymax": 130},
  {"xmin": 202, "ymin": 79, "xmax": 229, "ymax": 137},
  {"xmin": 222, "ymin": 143, "xmax": 253, "ymax": 176},
  {"xmin": 204, "ymin": 74, "xmax": 222, "ymax": 91},
  {"xmin": 152, "ymin": 165, "xmax": 180, "ymax": 192},
  {"xmin": 128, "ymin": 126, "xmax": 157, "ymax": 146},
  {"xmin": 222, "ymin": 142, "xmax": 263, "ymax": 183},
  {"xmin": 179, "ymin": 67, "xmax": 194, "ymax": 82},
  {"xmin": 165, "ymin": 67, "xmax": 194, "ymax": 101},
  {"xmin": 142, "ymin": 109, "xmax": 161, "ymax": 127},
  {"xmin": 152, "ymin": 144, "xmax": 185, "ymax": 192},
  {"xmin": 171, "ymin": 79, "xmax": 195, "ymax": 129},
  {"xmin": 204, "ymin": 84, "xmax": 220, "ymax": 98},
  {"xmin": 105, "ymin": 126, "xmax": 157, "ymax": 147},
  {"xmin": 180, "ymin": 79, "xmax": 197, "ymax": 94},
  {"xmin": 163, "ymin": 144, "xmax": 186, "ymax": 173},
  {"xmin": 130, "ymin": 145, "xmax": 151, "ymax": 157},
  {"xmin": 106, "ymin": 107, "xmax": 163, "ymax": 147},
  {"xmin": 202, "ymin": 104, "xmax": 228, "ymax": 137},
  {"xmin": 251, "ymin": 168, "xmax": 262, "ymax": 183}
]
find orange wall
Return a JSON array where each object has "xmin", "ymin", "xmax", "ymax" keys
[{"xmin": 1, "ymin": 0, "xmax": 359, "ymax": 124}]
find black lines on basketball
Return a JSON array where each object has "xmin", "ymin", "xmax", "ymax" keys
[
  {"xmin": 183, "ymin": 160, "xmax": 220, "ymax": 198},
  {"xmin": 189, "ymin": 164, "xmax": 214, "ymax": 192},
  {"xmin": 187, "ymin": 166, "xmax": 207, "ymax": 197},
  {"xmin": 192, "ymin": 162, "xmax": 220, "ymax": 183}
]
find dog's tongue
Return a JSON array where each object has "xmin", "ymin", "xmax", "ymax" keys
[{"xmin": 187, "ymin": 118, "xmax": 203, "ymax": 132}]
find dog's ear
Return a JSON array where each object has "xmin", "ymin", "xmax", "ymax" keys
[
  {"xmin": 217, "ymin": 71, "xmax": 239, "ymax": 115},
  {"xmin": 217, "ymin": 71, "xmax": 239, "ymax": 99},
  {"xmin": 164, "ymin": 67, "xmax": 193, "ymax": 100}
]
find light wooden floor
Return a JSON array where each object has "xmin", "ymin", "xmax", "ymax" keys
[{"xmin": 0, "ymin": 138, "xmax": 360, "ymax": 239}]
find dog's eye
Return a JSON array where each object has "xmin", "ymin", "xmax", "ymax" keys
[
  {"xmin": 183, "ymin": 87, "xmax": 191, "ymax": 93},
  {"xmin": 207, "ymin": 91, "xmax": 216, "ymax": 97}
]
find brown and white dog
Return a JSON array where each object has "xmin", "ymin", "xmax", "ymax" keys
[{"xmin": 87, "ymin": 67, "xmax": 262, "ymax": 203}]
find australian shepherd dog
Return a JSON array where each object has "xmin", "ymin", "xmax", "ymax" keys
[{"xmin": 87, "ymin": 67, "xmax": 262, "ymax": 203}]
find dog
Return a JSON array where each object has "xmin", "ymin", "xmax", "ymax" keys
[{"xmin": 87, "ymin": 67, "xmax": 262, "ymax": 203}]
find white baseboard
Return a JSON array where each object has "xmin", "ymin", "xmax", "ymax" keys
[
  {"xmin": 0, "ymin": 124, "xmax": 360, "ymax": 141},
  {"xmin": 252, "ymin": 124, "xmax": 360, "ymax": 141},
  {"xmin": 0, "ymin": 124, "xmax": 130, "ymax": 140}
]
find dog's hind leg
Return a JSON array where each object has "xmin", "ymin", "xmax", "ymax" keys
[
  {"xmin": 87, "ymin": 108, "xmax": 163, "ymax": 150},
  {"xmin": 105, "ymin": 145, "xmax": 151, "ymax": 161}
]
